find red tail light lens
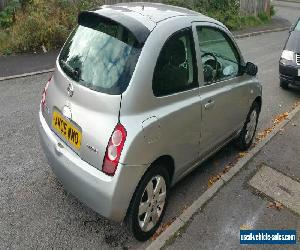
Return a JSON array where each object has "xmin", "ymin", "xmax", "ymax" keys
[
  {"xmin": 41, "ymin": 76, "xmax": 52, "ymax": 112},
  {"xmin": 102, "ymin": 123, "xmax": 127, "ymax": 176}
]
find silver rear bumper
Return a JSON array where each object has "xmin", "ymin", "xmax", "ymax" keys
[{"xmin": 38, "ymin": 110, "xmax": 147, "ymax": 222}]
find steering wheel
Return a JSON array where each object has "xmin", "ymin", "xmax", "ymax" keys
[{"xmin": 201, "ymin": 52, "xmax": 219, "ymax": 82}]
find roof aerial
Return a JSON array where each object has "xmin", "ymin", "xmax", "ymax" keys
[{"xmin": 109, "ymin": 2, "xmax": 201, "ymax": 23}]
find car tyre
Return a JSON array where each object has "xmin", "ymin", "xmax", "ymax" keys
[
  {"xmin": 280, "ymin": 79, "xmax": 289, "ymax": 90},
  {"xmin": 126, "ymin": 165, "xmax": 170, "ymax": 241},
  {"xmin": 235, "ymin": 102, "xmax": 260, "ymax": 150}
]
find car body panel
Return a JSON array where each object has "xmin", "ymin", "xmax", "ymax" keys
[
  {"xmin": 39, "ymin": 110, "xmax": 147, "ymax": 222},
  {"xmin": 119, "ymin": 15, "xmax": 261, "ymax": 183},
  {"xmin": 44, "ymin": 64, "xmax": 121, "ymax": 171},
  {"xmin": 82, "ymin": 8, "xmax": 153, "ymax": 44},
  {"xmin": 279, "ymin": 63, "xmax": 300, "ymax": 85},
  {"xmin": 192, "ymin": 21, "xmax": 259, "ymax": 156},
  {"xmin": 119, "ymin": 16, "xmax": 202, "ymax": 179},
  {"xmin": 114, "ymin": 2, "xmax": 201, "ymax": 23},
  {"xmin": 94, "ymin": 4, "xmax": 157, "ymax": 32},
  {"xmin": 280, "ymin": 22, "xmax": 300, "ymax": 85},
  {"xmin": 39, "ymin": 3, "xmax": 262, "ymax": 222}
]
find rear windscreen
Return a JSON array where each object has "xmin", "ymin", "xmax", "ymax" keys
[{"xmin": 59, "ymin": 15, "xmax": 142, "ymax": 95}]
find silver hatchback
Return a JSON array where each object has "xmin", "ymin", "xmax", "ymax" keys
[{"xmin": 39, "ymin": 3, "xmax": 262, "ymax": 241}]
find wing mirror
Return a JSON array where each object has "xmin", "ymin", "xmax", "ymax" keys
[{"xmin": 244, "ymin": 62, "xmax": 258, "ymax": 76}]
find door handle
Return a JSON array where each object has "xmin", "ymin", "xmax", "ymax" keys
[{"xmin": 204, "ymin": 100, "xmax": 215, "ymax": 109}]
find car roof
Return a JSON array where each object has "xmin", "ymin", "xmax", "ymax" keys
[
  {"xmin": 87, "ymin": 3, "xmax": 226, "ymax": 44},
  {"xmin": 94, "ymin": 2, "xmax": 218, "ymax": 28},
  {"xmin": 111, "ymin": 2, "xmax": 201, "ymax": 23}
]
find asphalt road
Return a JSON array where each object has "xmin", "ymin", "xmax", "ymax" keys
[{"xmin": 0, "ymin": 1, "xmax": 300, "ymax": 249}]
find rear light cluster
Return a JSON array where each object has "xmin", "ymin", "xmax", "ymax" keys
[
  {"xmin": 41, "ymin": 76, "xmax": 53, "ymax": 112},
  {"xmin": 102, "ymin": 123, "xmax": 127, "ymax": 176}
]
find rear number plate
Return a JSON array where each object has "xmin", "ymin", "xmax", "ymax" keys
[{"xmin": 52, "ymin": 111, "xmax": 82, "ymax": 149}]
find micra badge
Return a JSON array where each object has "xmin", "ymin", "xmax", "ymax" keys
[{"xmin": 86, "ymin": 144, "xmax": 98, "ymax": 153}]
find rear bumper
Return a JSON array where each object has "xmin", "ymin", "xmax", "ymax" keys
[
  {"xmin": 38, "ymin": 110, "xmax": 147, "ymax": 222},
  {"xmin": 279, "ymin": 63, "xmax": 300, "ymax": 86}
]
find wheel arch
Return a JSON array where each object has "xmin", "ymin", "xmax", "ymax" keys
[
  {"xmin": 124, "ymin": 154, "xmax": 175, "ymax": 227},
  {"xmin": 254, "ymin": 96, "xmax": 262, "ymax": 113},
  {"xmin": 150, "ymin": 155, "xmax": 175, "ymax": 184},
  {"xmin": 124, "ymin": 155, "xmax": 175, "ymax": 211}
]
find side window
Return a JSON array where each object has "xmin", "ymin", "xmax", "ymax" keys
[
  {"xmin": 197, "ymin": 26, "xmax": 241, "ymax": 85},
  {"xmin": 153, "ymin": 29, "xmax": 198, "ymax": 97}
]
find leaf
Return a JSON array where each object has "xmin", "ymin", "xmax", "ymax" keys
[
  {"xmin": 239, "ymin": 152, "xmax": 248, "ymax": 158},
  {"xmin": 274, "ymin": 201, "xmax": 284, "ymax": 210},
  {"xmin": 240, "ymin": 224, "xmax": 252, "ymax": 230},
  {"xmin": 208, "ymin": 175, "xmax": 221, "ymax": 187},
  {"xmin": 267, "ymin": 201, "xmax": 284, "ymax": 210},
  {"xmin": 256, "ymin": 111, "xmax": 293, "ymax": 142},
  {"xmin": 273, "ymin": 112, "xmax": 289, "ymax": 125}
]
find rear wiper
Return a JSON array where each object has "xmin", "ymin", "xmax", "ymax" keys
[{"xmin": 60, "ymin": 59, "xmax": 80, "ymax": 81}]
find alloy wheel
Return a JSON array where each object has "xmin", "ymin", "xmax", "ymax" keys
[{"xmin": 138, "ymin": 175, "xmax": 167, "ymax": 232}]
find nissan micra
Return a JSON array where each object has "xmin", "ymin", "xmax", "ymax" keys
[{"xmin": 39, "ymin": 2, "xmax": 262, "ymax": 241}]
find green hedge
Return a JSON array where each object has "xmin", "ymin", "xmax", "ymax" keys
[
  {"xmin": 0, "ymin": 0, "xmax": 104, "ymax": 53},
  {"xmin": 163, "ymin": 0, "xmax": 271, "ymax": 30},
  {"xmin": 0, "ymin": 0, "xmax": 271, "ymax": 54}
]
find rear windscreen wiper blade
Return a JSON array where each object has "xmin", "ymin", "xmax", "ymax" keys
[{"xmin": 60, "ymin": 59, "xmax": 80, "ymax": 80}]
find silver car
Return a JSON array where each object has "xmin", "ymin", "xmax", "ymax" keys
[{"xmin": 39, "ymin": 3, "xmax": 262, "ymax": 241}]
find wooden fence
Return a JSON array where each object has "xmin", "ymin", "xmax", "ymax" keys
[
  {"xmin": 240, "ymin": 0, "xmax": 271, "ymax": 16},
  {"xmin": 0, "ymin": 0, "xmax": 8, "ymax": 11}
]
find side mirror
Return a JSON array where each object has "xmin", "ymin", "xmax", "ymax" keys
[{"xmin": 245, "ymin": 62, "xmax": 258, "ymax": 76}]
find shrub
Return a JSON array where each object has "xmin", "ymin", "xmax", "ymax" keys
[
  {"xmin": 0, "ymin": 0, "xmax": 21, "ymax": 28},
  {"xmin": 1, "ymin": 0, "xmax": 104, "ymax": 53},
  {"xmin": 270, "ymin": 5, "xmax": 276, "ymax": 17},
  {"xmin": 164, "ymin": 0, "xmax": 271, "ymax": 30}
]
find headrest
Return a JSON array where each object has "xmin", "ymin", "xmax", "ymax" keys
[{"xmin": 166, "ymin": 39, "xmax": 186, "ymax": 66}]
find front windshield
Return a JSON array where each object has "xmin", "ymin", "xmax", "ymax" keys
[{"xmin": 59, "ymin": 19, "xmax": 141, "ymax": 95}]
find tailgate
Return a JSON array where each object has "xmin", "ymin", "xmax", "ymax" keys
[{"xmin": 44, "ymin": 67, "xmax": 121, "ymax": 170}]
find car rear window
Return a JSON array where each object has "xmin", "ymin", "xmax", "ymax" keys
[{"xmin": 59, "ymin": 15, "xmax": 142, "ymax": 95}]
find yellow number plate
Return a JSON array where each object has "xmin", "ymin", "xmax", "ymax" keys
[{"xmin": 52, "ymin": 111, "xmax": 82, "ymax": 149}]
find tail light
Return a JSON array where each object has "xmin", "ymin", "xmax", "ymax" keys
[
  {"xmin": 102, "ymin": 123, "xmax": 127, "ymax": 176},
  {"xmin": 41, "ymin": 76, "xmax": 52, "ymax": 112}
]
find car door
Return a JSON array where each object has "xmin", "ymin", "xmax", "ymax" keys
[
  {"xmin": 152, "ymin": 27, "xmax": 202, "ymax": 178},
  {"xmin": 192, "ymin": 22, "xmax": 250, "ymax": 157}
]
